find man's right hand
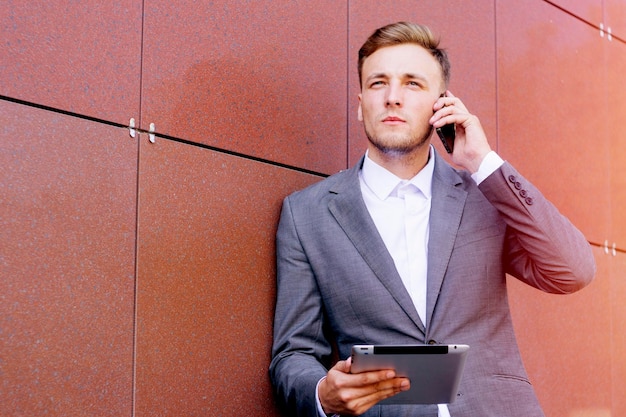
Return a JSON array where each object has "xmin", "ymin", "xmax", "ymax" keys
[{"xmin": 318, "ymin": 357, "xmax": 411, "ymax": 416}]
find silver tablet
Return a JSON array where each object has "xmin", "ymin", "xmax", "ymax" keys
[{"xmin": 350, "ymin": 344, "xmax": 469, "ymax": 405}]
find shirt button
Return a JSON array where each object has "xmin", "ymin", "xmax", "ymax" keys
[{"xmin": 428, "ymin": 339, "xmax": 438, "ymax": 345}]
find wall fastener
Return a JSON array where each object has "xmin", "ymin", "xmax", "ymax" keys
[
  {"xmin": 129, "ymin": 118, "xmax": 136, "ymax": 138},
  {"xmin": 149, "ymin": 123, "xmax": 156, "ymax": 143}
]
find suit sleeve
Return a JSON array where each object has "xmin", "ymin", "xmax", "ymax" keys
[
  {"xmin": 269, "ymin": 196, "xmax": 333, "ymax": 417},
  {"xmin": 478, "ymin": 162, "xmax": 595, "ymax": 294}
]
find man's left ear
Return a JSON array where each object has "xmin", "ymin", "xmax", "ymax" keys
[{"xmin": 357, "ymin": 94, "xmax": 363, "ymax": 121}]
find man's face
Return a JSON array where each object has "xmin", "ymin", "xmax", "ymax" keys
[{"xmin": 358, "ymin": 43, "xmax": 444, "ymax": 156}]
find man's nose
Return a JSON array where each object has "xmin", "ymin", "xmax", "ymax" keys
[{"xmin": 385, "ymin": 83, "xmax": 403, "ymax": 106}]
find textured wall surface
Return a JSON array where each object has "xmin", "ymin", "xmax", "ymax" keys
[{"xmin": 1, "ymin": 1, "xmax": 625, "ymax": 416}]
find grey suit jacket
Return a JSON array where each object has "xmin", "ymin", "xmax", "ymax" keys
[{"xmin": 270, "ymin": 151, "xmax": 595, "ymax": 417}]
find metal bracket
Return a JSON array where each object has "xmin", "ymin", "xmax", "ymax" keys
[
  {"xmin": 603, "ymin": 240, "xmax": 618, "ymax": 256},
  {"xmin": 149, "ymin": 123, "xmax": 156, "ymax": 143},
  {"xmin": 599, "ymin": 23, "xmax": 613, "ymax": 41},
  {"xmin": 128, "ymin": 118, "xmax": 157, "ymax": 143},
  {"xmin": 129, "ymin": 118, "xmax": 137, "ymax": 138}
]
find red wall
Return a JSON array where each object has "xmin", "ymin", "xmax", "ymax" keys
[{"xmin": 1, "ymin": 1, "xmax": 624, "ymax": 415}]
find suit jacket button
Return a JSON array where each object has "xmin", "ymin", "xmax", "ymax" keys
[
  {"xmin": 508, "ymin": 175, "xmax": 517, "ymax": 183},
  {"xmin": 525, "ymin": 197, "xmax": 534, "ymax": 205},
  {"xmin": 514, "ymin": 181, "xmax": 523, "ymax": 190},
  {"xmin": 519, "ymin": 190, "xmax": 528, "ymax": 198}
]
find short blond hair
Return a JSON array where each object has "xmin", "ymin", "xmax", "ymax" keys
[{"xmin": 358, "ymin": 21, "xmax": 450, "ymax": 88}]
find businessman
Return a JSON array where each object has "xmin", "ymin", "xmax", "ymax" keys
[{"xmin": 269, "ymin": 21, "xmax": 595, "ymax": 417}]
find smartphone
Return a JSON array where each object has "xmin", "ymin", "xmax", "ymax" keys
[
  {"xmin": 436, "ymin": 123, "xmax": 455, "ymax": 154},
  {"xmin": 436, "ymin": 93, "xmax": 455, "ymax": 153}
]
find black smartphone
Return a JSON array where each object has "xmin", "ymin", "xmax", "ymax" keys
[{"xmin": 436, "ymin": 123, "xmax": 455, "ymax": 154}]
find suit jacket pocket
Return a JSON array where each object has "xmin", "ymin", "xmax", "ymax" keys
[
  {"xmin": 454, "ymin": 223, "xmax": 504, "ymax": 249},
  {"xmin": 493, "ymin": 373, "xmax": 532, "ymax": 385}
]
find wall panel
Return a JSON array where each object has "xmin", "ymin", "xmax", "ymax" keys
[
  {"xmin": 347, "ymin": 0, "xmax": 497, "ymax": 166},
  {"xmin": 607, "ymin": 38, "xmax": 626, "ymax": 250},
  {"xmin": 1, "ymin": 1, "xmax": 624, "ymax": 416},
  {"xmin": 134, "ymin": 137, "xmax": 321, "ymax": 416},
  {"xmin": 496, "ymin": 0, "xmax": 610, "ymax": 245},
  {"xmin": 508, "ymin": 246, "xmax": 612, "ymax": 416},
  {"xmin": 547, "ymin": 0, "xmax": 602, "ymax": 26},
  {"xmin": 611, "ymin": 252, "xmax": 626, "ymax": 415},
  {"xmin": 605, "ymin": 0, "xmax": 626, "ymax": 40},
  {"xmin": 0, "ymin": 101, "xmax": 137, "ymax": 416},
  {"xmin": 0, "ymin": 0, "xmax": 143, "ymax": 125},
  {"xmin": 140, "ymin": 0, "xmax": 348, "ymax": 175}
]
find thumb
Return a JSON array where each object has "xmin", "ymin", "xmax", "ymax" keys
[{"xmin": 332, "ymin": 356, "xmax": 353, "ymax": 374}]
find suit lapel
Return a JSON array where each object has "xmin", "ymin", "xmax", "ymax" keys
[
  {"xmin": 327, "ymin": 159, "xmax": 425, "ymax": 333},
  {"xmin": 426, "ymin": 153, "xmax": 467, "ymax": 329}
]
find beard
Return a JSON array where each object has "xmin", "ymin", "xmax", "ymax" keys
[{"xmin": 364, "ymin": 124, "xmax": 433, "ymax": 157}]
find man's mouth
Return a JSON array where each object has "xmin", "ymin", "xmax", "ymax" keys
[{"xmin": 382, "ymin": 116, "xmax": 406, "ymax": 124}]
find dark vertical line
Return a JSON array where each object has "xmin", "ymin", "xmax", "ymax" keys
[
  {"xmin": 493, "ymin": 0, "xmax": 499, "ymax": 155},
  {"xmin": 130, "ymin": 124, "xmax": 140, "ymax": 417},
  {"xmin": 131, "ymin": 1, "xmax": 146, "ymax": 416},
  {"xmin": 346, "ymin": 0, "xmax": 351, "ymax": 169}
]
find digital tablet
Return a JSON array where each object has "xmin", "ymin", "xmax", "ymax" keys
[{"xmin": 350, "ymin": 344, "xmax": 469, "ymax": 405}]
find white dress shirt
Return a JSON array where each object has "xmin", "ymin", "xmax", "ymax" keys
[
  {"xmin": 359, "ymin": 148, "xmax": 434, "ymax": 323},
  {"xmin": 316, "ymin": 148, "xmax": 504, "ymax": 417}
]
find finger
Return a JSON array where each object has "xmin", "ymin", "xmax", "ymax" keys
[
  {"xmin": 373, "ymin": 376, "xmax": 410, "ymax": 395},
  {"xmin": 343, "ymin": 377, "xmax": 411, "ymax": 415},
  {"xmin": 433, "ymin": 97, "xmax": 460, "ymax": 115},
  {"xmin": 320, "ymin": 369, "xmax": 399, "ymax": 415},
  {"xmin": 347, "ymin": 371, "xmax": 407, "ymax": 403},
  {"xmin": 332, "ymin": 358, "xmax": 351, "ymax": 374},
  {"xmin": 435, "ymin": 90, "xmax": 455, "ymax": 107},
  {"xmin": 327, "ymin": 361, "xmax": 395, "ymax": 392},
  {"xmin": 437, "ymin": 92, "xmax": 470, "ymax": 115},
  {"xmin": 352, "ymin": 368, "xmax": 397, "ymax": 386},
  {"xmin": 432, "ymin": 95, "xmax": 448, "ymax": 111},
  {"xmin": 430, "ymin": 107, "xmax": 456, "ymax": 127}
]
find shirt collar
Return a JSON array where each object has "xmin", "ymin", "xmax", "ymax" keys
[{"xmin": 361, "ymin": 146, "xmax": 435, "ymax": 200}]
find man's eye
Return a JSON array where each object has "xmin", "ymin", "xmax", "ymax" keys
[{"xmin": 370, "ymin": 81, "xmax": 385, "ymax": 87}]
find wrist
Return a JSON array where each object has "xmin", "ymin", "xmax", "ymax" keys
[
  {"xmin": 471, "ymin": 151, "xmax": 504, "ymax": 184},
  {"xmin": 316, "ymin": 376, "xmax": 334, "ymax": 416},
  {"xmin": 465, "ymin": 147, "xmax": 492, "ymax": 174}
]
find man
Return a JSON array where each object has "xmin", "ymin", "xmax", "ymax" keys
[{"xmin": 269, "ymin": 21, "xmax": 595, "ymax": 417}]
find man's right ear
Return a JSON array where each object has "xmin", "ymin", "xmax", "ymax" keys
[{"xmin": 357, "ymin": 94, "xmax": 363, "ymax": 121}]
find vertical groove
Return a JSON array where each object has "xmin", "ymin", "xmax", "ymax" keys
[
  {"xmin": 346, "ymin": 0, "xmax": 352, "ymax": 169},
  {"xmin": 494, "ymin": 0, "xmax": 499, "ymax": 155},
  {"xmin": 131, "ymin": 0, "xmax": 147, "ymax": 416}
]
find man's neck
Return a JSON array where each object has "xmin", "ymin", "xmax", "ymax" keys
[{"xmin": 367, "ymin": 143, "xmax": 431, "ymax": 180}]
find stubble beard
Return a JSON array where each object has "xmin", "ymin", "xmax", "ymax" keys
[{"xmin": 365, "ymin": 126, "xmax": 433, "ymax": 157}]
